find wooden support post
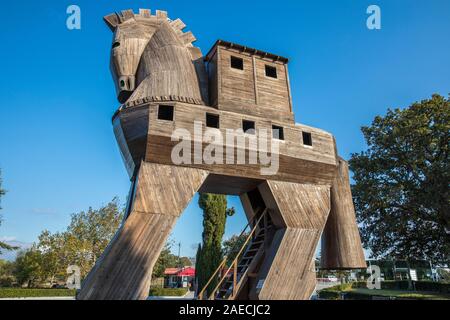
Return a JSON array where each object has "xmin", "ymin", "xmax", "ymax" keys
[
  {"xmin": 254, "ymin": 181, "xmax": 331, "ymax": 300},
  {"xmin": 321, "ymin": 158, "xmax": 367, "ymax": 269},
  {"xmin": 77, "ymin": 162, "xmax": 208, "ymax": 300}
]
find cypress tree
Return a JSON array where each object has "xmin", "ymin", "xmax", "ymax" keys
[{"xmin": 196, "ymin": 193, "xmax": 234, "ymax": 295}]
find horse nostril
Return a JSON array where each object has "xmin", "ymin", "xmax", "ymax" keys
[{"xmin": 120, "ymin": 80, "xmax": 126, "ymax": 88}]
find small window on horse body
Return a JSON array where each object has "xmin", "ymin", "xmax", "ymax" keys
[
  {"xmin": 302, "ymin": 131, "xmax": 313, "ymax": 146},
  {"xmin": 158, "ymin": 105, "xmax": 174, "ymax": 121},
  {"xmin": 272, "ymin": 125, "xmax": 284, "ymax": 140},
  {"xmin": 206, "ymin": 113, "xmax": 220, "ymax": 128},
  {"xmin": 243, "ymin": 120, "xmax": 256, "ymax": 134},
  {"xmin": 265, "ymin": 65, "xmax": 277, "ymax": 78},
  {"xmin": 112, "ymin": 42, "xmax": 120, "ymax": 49},
  {"xmin": 231, "ymin": 56, "xmax": 244, "ymax": 70}
]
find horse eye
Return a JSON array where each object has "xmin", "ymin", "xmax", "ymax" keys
[{"xmin": 112, "ymin": 42, "xmax": 120, "ymax": 49}]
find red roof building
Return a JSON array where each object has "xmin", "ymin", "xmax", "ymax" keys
[
  {"xmin": 163, "ymin": 267, "xmax": 195, "ymax": 288},
  {"xmin": 164, "ymin": 267, "xmax": 195, "ymax": 277}
]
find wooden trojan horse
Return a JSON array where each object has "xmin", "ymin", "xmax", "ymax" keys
[{"xmin": 77, "ymin": 9, "xmax": 366, "ymax": 300}]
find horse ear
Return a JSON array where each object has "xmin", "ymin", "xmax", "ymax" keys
[{"xmin": 104, "ymin": 13, "xmax": 120, "ymax": 31}]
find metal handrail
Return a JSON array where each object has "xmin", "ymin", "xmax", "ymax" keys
[
  {"xmin": 197, "ymin": 210, "xmax": 261, "ymax": 300},
  {"xmin": 207, "ymin": 209, "xmax": 268, "ymax": 300}
]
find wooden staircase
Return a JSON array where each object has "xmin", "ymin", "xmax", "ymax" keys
[{"xmin": 198, "ymin": 208, "xmax": 273, "ymax": 300}]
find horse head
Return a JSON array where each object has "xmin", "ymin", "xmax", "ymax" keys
[{"xmin": 104, "ymin": 9, "xmax": 205, "ymax": 105}]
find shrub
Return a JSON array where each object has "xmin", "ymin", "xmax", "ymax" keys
[
  {"xmin": 0, "ymin": 288, "xmax": 76, "ymax": 298},
  {"xmin": 318, "ymin": 280, "xmax": 450, "ymax": 300},
  {"xmin": 351, "ymin": 281, "xmax": 367, "ymax": 289},
  {"xmin": 380, "ymin": 280, "xmax": 410, "ymax": 290},
  {"xmin": 0, "ymin": 277, "xmax": 15, "ymax": 287},
  {"xmin": 149, "ymin": 286, "xmax": 188, "ymax": 297},
  {"xmin": 414, "ymin": 281, "xmax": 450, "ymax": 293},
  {"xmin": 318, "ymin": 290, "xmax": 340, "ymax": 300}
]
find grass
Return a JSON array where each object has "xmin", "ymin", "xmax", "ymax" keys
[
  {"xmin": 350, "ymin": 288, "xmax": 450, "ymax": 300},
  {"xmin": 149, "ymin": 286, "xmax": 189, "ymax": 297},
  {"xmin": 318, "ymin": 282, "xmax": 450, "ymax": 300},
  {"xmin": 0, "ymin": 288, "xmax": 76, "ymax": 298}
]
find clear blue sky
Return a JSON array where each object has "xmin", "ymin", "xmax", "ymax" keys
[{"xmin": 0, "ymin": 0, "xmax": 449, "ymax": 258}]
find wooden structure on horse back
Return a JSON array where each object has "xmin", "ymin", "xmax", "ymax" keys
[{"xmin": 77, "ymin": 9, "xmax": 366, "ymax": 300}]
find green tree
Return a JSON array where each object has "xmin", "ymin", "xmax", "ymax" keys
[
  {"xmin": 196, "ymin": 194, "xmax": 234, "ymax": 294},
  {"xmin": 36, "ymin": 231, "xmax": 68, "ymax": 285},
  {"xmin": 179, "ymin": 256, "xmax": 193, "ymax": 267},
  {"xmin": 222, "ymin": 232, "xmax": 249, "ymax": 264},
  {"xmin": 13, "ymin": 248, "xmax": 44, "ymax": 287},
  {"xmin": 349, "ymin": 94, "xmax": 449, "ymax": 264},
  {"xmin": 64, "ymin": 198, "xmax": 123, "ymax": 276},
  {"xmin": 0, "ymin": 259, "xmax": 15, "ymax": 287},
  {"xmin": 152, "ymin": 240, "xmax": 193, "ymax": 278},
  {"xmin": 152, "ymin": 241, "xmax": 177, "ymax": 278},
  {"xmin": 35, "ymin": 198, "xmax": 124, "ymax": 282}
]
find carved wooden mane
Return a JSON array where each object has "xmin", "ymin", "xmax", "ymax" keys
[{"xmin": 77, "ymin": 9, "xmax": 366, "ymax": 300}]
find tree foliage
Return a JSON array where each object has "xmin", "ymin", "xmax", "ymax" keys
[
  {"xmin": 13, "ymin": 249, "xmax": 44, "ymax": 287},
  {"xmin": 152, "ymin": 240, "xmax": 193, "ymax": 279},
  {"xmin": 349, "ymin": 94, "xmax": 449, "ymax": 264},
  {"xmin": 0, "ymin": 259, "xmax": 15, "ymax": 287},
  {"xmin": 195, "ymin": 194, "xmax": 234, "ymax": 294},
  {"xmin": 222, "ymin": 233, "xmax": 249, "ymax": 264},
  {"xmin": 11, "ymin": 198, "xmax": 125, "ymax": 287}
]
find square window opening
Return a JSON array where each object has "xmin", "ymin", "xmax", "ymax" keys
[
  {"xmin": 302, "ymin": 132, "xmax": 313, "ymax": 146},
  {"xmin": 206, "ymin": 113, "xmax": 220, "ymax": 128},
  {"xmin": 272, "ymin": 125, "xmax": 284, "ymax": 140},
  {"xmin": 158, "ymin": 105, "xmax": 174, "ymax": 121},
  {"xmin": 231, "ymin": 56, "xmax": 244, "ymax": 70},
  {"xmin": 265, "ymin": 65, "xmax": 277, "ymax": 78},
  {"xmin": 243, "ymin": 120, "xmax": 256, "ymax": 134}
]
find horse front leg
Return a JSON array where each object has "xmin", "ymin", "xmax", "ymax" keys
[{"xmin": 77, "ymin": 162, "xmax": 208, "ymax": 300}]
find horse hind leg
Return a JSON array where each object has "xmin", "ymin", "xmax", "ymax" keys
[{"xmin": 321, "ymin": 158, "xmax": 366, "ymax": 270}]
